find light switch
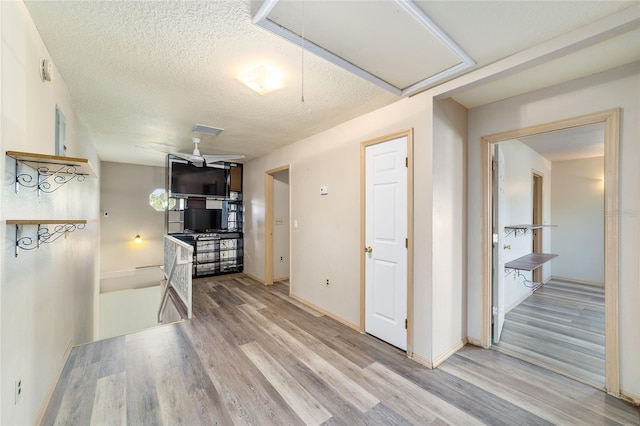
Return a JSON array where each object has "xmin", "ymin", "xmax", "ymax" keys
[
  {"xmin": 293, "ymin": 220, "xmax": 298, "ymax": 229},
  {"xmin": 320, "ymin": 186, "xmax": 328, "ymax": 195}
]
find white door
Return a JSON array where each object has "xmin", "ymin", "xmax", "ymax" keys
[
  {"xmin": 365, "ymin": 136, "xmax": 408, "ymax": 350},
  {"xmin": 492, "ymin": 144, "xmax": 506, "ymax": 343}
]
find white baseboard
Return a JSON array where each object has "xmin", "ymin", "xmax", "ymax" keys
[
  {"xmin": 35, "ymin": 339, "xmax": 73, "ymax": 425},
  {"xmin": 467, "ymin": 337, "xmax": 483, "ymax": 347},
  {"xmin": 433, "ymin": 338, "xmax": 468, "ymax": 369},
  {"xmin": 409, "ymin": 338, "xmax": 468, "ymax": 370},
  {"xmin": 620, "ymin": 390, "xmax": 640, "ymax": 406},
  {"xmin": 505, "ymin": 290, "xmax": 534, "ymax": 313},
  {"xmin": 410, "ymin": 353, "xmax": 433, "ymax": 369},
  {"xmin": 243, "ymin": 272, "xmax": 266, "ymax": 285},
  {"xmin": 551, "ymin": 275, "xmax": 604, "ymax": 287},
  {"xmin": 289, "ymin": 294, "xmax": 360, "ymax": 332}
]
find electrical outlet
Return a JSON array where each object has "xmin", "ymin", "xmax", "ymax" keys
[
  {"xmin": 280, "ymin": 256, "xmax": 283, "ymax": 262},
  {"xmin": 325, "ymin": 278, "xmax": 330, "ymax": 287},
  {"xmin": 15, "ymin": 378, "xmax": 22, "ymax": 405}
]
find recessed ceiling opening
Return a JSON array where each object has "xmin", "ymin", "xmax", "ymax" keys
[{"xmin": 253, "ymin": 0, "xmax": 475, "ymax": 96}]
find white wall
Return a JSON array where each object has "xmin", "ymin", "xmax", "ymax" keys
[
  {"xmin": 100, "ymin": 285, "xmax": 157, "ymax": 339},
  {"xmin": 551, "ymin": 156, "xmax": 604, "ymax": 283},
  {"xmin": 100, "ymin": 161, "xmax": 165, "ymax": 281},
  {"xmin": 0, "ymin": 2, "xmax": 100, "ymax": 424},
  {"xmin": 431, "ymin": 99, "xmax": 468, "ymax": 360},
  {"xmin": 272, "ymin": 170, "xmax": 290, "ymax": 280},
  {"xmin": 244, "ymin": 93, "xmax": 436, "ymax": 360},
  {"xmin": 467, "ymin": 63, "xmax": 640, "ymax": 397},
  {"xmin": 500, "ymin": 140, "xmax": 552, "ymax": 310}
]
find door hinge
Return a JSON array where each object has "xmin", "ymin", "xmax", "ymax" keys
[
  {"xmin": 405, "ymin": 238, "xmax": 408, "ymax": 249},
  {"xmin": 405, "ymin": 319, "xmax": 408, "ymax": 329},
  {"xmin": 492, "ymin": 159, "xmax": 497, "ymax": 171},
  {"xmin": 405, "ymin": 157, "xmax": 408, "ymax": 168}
]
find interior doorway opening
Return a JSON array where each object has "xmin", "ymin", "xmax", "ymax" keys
[
  {"xmin": 481, "ymin": 109, "xmax": 620, "ymax": 395},
  {"xmin": 532, "ymin": 172, "xmax": 543, "ymax": 284},
  {"xmin": 264, "ymin": 165, "xmax": 290, "ymax": 287}
]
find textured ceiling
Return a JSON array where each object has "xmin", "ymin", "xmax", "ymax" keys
[
  {"xmin": 24, "ymin": 0, "xmax": 638, "ymax": 167},
  {"xmin": 25, "ymin": 0, "xmax": 398, "ymax": 166}
]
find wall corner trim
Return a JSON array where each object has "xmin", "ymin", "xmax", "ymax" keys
[
  {"xmin": 432, "ymin": 338, "xmax": 468, "ymax": 369},
  {"xmin": 410, "ymin": 353, "xmax": 434, "ymax": 369}
]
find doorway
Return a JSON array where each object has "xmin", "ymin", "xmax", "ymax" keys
[
  {"xmin": 272, "ymin": 170, "xmax": 290, "ymax": 283},
  {"xmin": 481, "ymin": 109, "xmax": 620, "ymax": 394},
  {"xmin": 360, "ymin": 130, "xmax": 413, "ymax": 353},
  {"xmin": 264, "ymin": 165, "xmax": 290, "ymax": 287},
  {"xmin": 532, "ymin": 172, "xmax": 543, "ymax": 284}
]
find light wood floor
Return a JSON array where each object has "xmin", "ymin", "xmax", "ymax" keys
[
  {"xmin": 494, "ymin": 279, "xmax": 605, "ymax": 387},
  {"xmin": 42, "ymin": 276, "xmax": 638, "ymax": 425}
]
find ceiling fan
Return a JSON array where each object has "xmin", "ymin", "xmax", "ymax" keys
[{"xmin": 139, "ymin": 137, "xmax": 245, "ymax": 167}]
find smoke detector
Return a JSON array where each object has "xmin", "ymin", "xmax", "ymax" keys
[{"xmin": 40, "ymin": 59, "xmax": 53, "ymax": 82}]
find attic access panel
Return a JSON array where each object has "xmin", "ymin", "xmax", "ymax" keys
[{"xmin": 253, "ymin": 0, "xmax": 474, "ymax": 96}]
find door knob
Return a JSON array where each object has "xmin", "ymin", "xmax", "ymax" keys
[{"xmin": 364, "ymin": 246, "xmax": 373, "ymax": 253}]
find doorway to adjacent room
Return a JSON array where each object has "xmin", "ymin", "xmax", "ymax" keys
[{"xmin": 481, "ymin": 109, "xmax": 620, "ymax": 393}]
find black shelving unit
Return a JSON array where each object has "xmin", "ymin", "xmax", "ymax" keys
[{"xmin": 166, "ymin": 161, "xmax": 243, "ymax": 278}]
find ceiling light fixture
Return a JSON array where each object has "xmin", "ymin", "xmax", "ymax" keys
[{"xmin": 236, "ymin": 64, "xmax": 286, "ymax": 95}]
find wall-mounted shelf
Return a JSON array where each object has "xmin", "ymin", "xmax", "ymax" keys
[
  {"xmin": 6, "ymin": 151, "xmax": 97, "ymax": 196},
  {"xmin": 505, "ymin": 252, "xmax": 558, "ymax": 290},
  {"xmin": 504, "ymin": 224, "xmax": 557, "ymax": 237},
  {"xmin": 7, "ymin": 219, "xmax": 87, "ymax": 257},
  {"xmin": 505, "ymin": 253, "xmax": 558, "ymax": 271}
]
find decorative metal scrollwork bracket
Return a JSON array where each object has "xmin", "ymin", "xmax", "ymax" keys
[
  {"xmin": 504, "ymin": 228, "xmax": 530, "ymax": 238},
  {"xmin": 14, "ymin": 159, "xmax": 87, "ymax": 196},
  {"xmin": 14, "ymin": 223, "xmax": 86, "ymax": 257}
]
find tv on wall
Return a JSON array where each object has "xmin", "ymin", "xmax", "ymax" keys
[
  {"xmin": 183, "ymin": 208, "xmax": 223, "ymax": 232},
  {"xmin": 170, "ymin": 161, "xmax": 228, "ymax": 198}
]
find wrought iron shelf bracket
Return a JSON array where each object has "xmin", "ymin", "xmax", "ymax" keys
[
  {"xmin": 7, "ymin": 220, "xmax": 87, "ymax": 257},
  {"xmin": 504, "ymin": 224, "xmax": 558, "ymax": 238},
  {"xmin": 504, "ymin": 268, "xmax": 544, "ymax": 290},
  {"xmin": 6, "ymin": 151, "xmax": 97, "ymax": 196}
]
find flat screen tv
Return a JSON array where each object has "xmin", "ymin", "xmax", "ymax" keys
[
  {"xmin": 184, "ymin": 208, "xmax": 223, "ymax": 232},
  {"xmin": 170, "ymin": 161, "xmax": 228, "ymax": 198}
]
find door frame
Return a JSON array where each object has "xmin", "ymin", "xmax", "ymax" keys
[
  {"xmin": 531, "ymin": 170, "xmax": 544, "ymax": 284},
  {"xmin": 264, "ymin": 164, "xmax": 290, "ymax": 287},
  {"xmin": 480, "ymin": 109, "xmax": 620, "ymax": 394},
  {"xmin": 360, "ymin": 129, "xmax": 414, "ymax": 357}
]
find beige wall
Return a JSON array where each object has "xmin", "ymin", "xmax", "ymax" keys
[
  {"xmin": 551, "ymin": 156, "xmax": 605, "ymax": 283},
  {"xmin": 100, "ymin": 162, "xmax": 165, "ymax": 284},
  {"xmin": 467, "ymin": 63, "xmax": 640, "ymax": 397},
  {"xmin": 244, "ymin": 93, "xmax": 436, "ymax": 360},
  {"xmin": 0, "ymin": 2, "xmax": 100, "ymax": 423},
  {"xmin": 431, "ymin": 99, "xmax": 468, "ymax": 360}
]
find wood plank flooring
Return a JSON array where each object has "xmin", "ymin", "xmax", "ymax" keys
[
  {"xmin": 494, "ymin": 279, "xmax": 605, "ymax": 387},
  {"xmin": 42, "ymin": 276, "xmax": 639, "ymax": 425}
]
